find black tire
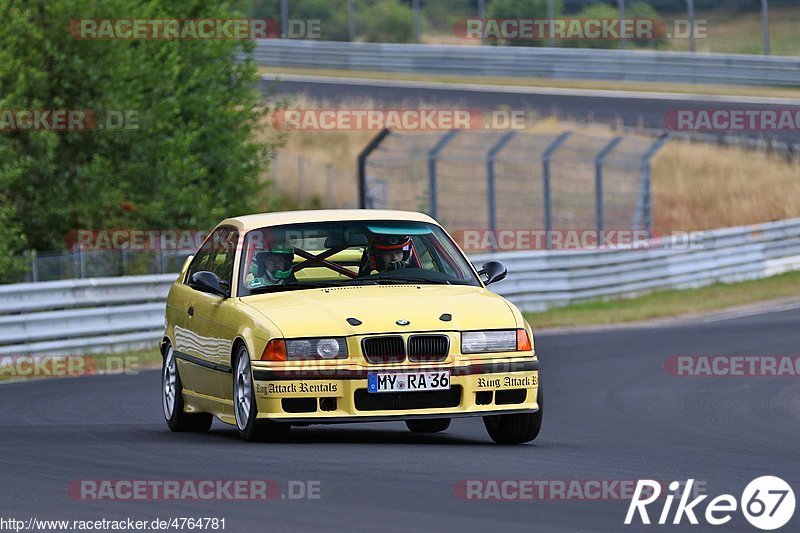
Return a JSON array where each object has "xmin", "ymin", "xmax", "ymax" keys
[
  {"xmin": 233, "ymin": 345, "xmax": 291, "ymax": 443},
  {"xmin": 405, "ymin": 418, "xmax": 451, "ymax": 433},
  {"xmin": 483, "ymin": 386, "xmax": 543, "ymax": 444},
  {"xmin": 162, "ymin": 343, "xmax": 213, "ymax": 433}
]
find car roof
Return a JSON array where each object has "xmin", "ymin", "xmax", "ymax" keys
[{"xmin": 218, "ymin": 209, "xmax": 438, "ymax": 232}]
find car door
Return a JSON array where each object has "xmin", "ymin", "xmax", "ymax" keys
[{"xmin": 187, "ymin": 227, "xmax": 242, "ymax": 401}]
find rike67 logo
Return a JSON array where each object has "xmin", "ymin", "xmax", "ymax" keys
[{"xmin": 626, "ymin": 477, "xmax": 795, "ymax": 530}]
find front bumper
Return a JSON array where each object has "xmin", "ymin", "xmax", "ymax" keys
[{"xmin": 251, "ymin": 359, "xmax": 539, "ymax": 423}]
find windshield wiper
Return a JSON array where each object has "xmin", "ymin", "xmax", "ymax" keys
[
  {"xmin": 248, "ymin": 279, "xmax": 383, "ymax": 294},
  {"xmin": 375, "ymin": 276, "xmax": 451, "ymax": 285}
]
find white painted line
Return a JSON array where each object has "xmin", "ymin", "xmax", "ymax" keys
[{"xmin": 263, "ymin": 73, "xmax": 800, "ymax": 106}]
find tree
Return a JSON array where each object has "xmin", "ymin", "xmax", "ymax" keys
[{"xmin": 0, "ymin": 0, "xmax": 274, "ymax": 253}]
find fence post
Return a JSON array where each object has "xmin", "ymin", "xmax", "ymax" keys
[
  {"xmin": 686, "ymin": 0, "xmax": 695, "ymax": 53},
  {"xmin": 547, "ymin": 0, "xmax": 555, "ymax": 47},
  {"xmin": 617, "ymin": 0, "xmax": 626, "ymax": 49},
  {"xmin": 326, "ymin": 164, "xmax": 334, "ymax": 207},
  {"xmin": 348, "ymin": 0, "xmax": 356, "ymax": 41},
  {"xmin": 486, "ymin": 131, "xmax": 517, "ymax": 248},
  {"xmin": 358, "ymin": 129, "xmax": 392, "ymax": 208},
  {"xmin": 594, "ymin": 136, "xmax": 623, "ymax": 241},
  {"xmin": 412, "ymin": 0, "xmax": 421, "ymax": 43},
  {"xmin": 79, "ymin": 246, "xmax": 86, "ymax": 279},
  {"xmin": 427, "ymin": 129, "xmax": 460, "ymax": 219},
  {"xmin": 298, "ymin": 156, "xmax": 305, "ymax": 203},
  {"xmin": 761, "ymin": 0, "xmax": 770, "ymax": 55},
  {"xmin": 542, "ymin": 131, "xmax": 573, "ymax": 249},
  {"xmin": 280, "ymin": 0, "xmax": 288, "ymax": 39},
  {"xmin": 634, "ymin": 134, "xmax": 670, "ymax": 232},
  {"xmin": 31, "ymin": 250, "xmax": 38, "ymax": 282}
]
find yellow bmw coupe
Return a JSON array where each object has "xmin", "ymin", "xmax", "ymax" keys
[{"xmin": 161, "ymin": 210, "xmax": 541, "ymax": 444}]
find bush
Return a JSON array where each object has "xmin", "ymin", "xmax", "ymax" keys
[
  {"xmin": 566, "ymin": 2, "xmax": 667, "ymax": 49},
  {"xmin": 0, "ymin": 195, "xmax": 28, "ymax": 283},
  {"xmin": 357, "ymin": 0, "xmax": 414, "ymax": 43},
  {"xmin": 486, "ymin": 0, "xmax": 564, "ymax": 47}
]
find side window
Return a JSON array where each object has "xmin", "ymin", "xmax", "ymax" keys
[
  {"xmin": 208, "ymin": 229, "xmax": 239, "ymax": 291},
  {"xmin": 186, "ymin": 227, "xmax": 239, "ymax": 293}
]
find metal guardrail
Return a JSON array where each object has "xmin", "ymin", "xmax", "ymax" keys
[
  {"xmin": 2, "ymin": 219, "xmax": 800, "ymax": 355},
  {"xmin": 0, "ymin": 274, "xmax": 175, "ymax": 356},
  {"xmin": 252, "ymin": 40, "xmax": 800, "ymax": 87},
  {"xmin": 475, "ymin": 218, "xmax": 800, "ymax": 312}
]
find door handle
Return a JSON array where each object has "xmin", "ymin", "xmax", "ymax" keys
[{"xmin": 187, "ymin": 306, "xmax": 194, "ymax": 317}]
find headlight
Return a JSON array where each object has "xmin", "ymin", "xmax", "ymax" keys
[
  {"xmin": 461, "ymin": 330, "xmax": 516, "ymax": 354},
  {"xmin": 285, "ymin": 337, "xmax": 348, "ymax": 360}
]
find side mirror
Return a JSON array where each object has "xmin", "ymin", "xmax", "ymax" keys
[
  {"xmin": 478, "ymin": 260, "xmax": 507, "ymax": 285},
  {"xmin": 190, "ymin": 271, "xmax": 227, "ymax": 297}
]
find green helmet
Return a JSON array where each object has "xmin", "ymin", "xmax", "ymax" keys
[{"xmin": 254, "ymin": 244, "xmax": 294, "ymax": 281}]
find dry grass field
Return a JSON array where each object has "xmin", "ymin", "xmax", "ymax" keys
[{"xmin": 259, "ymin": 97, "xmax": 800, "ymax": 232}]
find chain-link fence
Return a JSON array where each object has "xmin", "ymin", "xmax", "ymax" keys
[
  {"xmin": 243, "ymin": 0, "xmax": 797, "ymax": 56},
  {"xmin": 20, "ymin": 249, "xmax": 190, "ymax": 283},
  {"xmin": 361, "ymin": 129, "xmax": 669, "ymax": 249}
]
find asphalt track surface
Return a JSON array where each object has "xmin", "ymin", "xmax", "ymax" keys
[
  {"xmin": 2, "ymin": 308, "xmax": 799, "ymax": 532},
  {"xmin": 261, "ymin": 75, "xmax": 800, "ymax": 145}
]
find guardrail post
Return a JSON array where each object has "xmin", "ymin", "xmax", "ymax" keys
[
  {"xmin": 594, "ymin": 136, "xmax": 623, "ymax": 242},
  {"xmin": 542, "ymin": 131, "xmax": 573, "ymax": 249},
  {"xmin": 358, "ymin": 129, "xmax": 391, "ymax": 209},
  {"xmin": 634, "ymin": 134, "xmax": 670, "ymax": 232},
  {"xmin": 486, "ymin": 132, "xmax": 517, "ymax": 250},
  {"xmin": 427, "ymin": 130, "xmax": 460, "ymax": 219}
]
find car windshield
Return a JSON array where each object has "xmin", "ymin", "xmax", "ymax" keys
[{"xmin": 238, "ymin": 220, "xmax": 480, "ymax": 295}]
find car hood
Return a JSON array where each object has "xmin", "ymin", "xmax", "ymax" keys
[{"xmin": 240, "ymin": 284, "xmax": 518, "ymax": 338}]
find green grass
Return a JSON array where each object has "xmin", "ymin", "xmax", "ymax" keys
[
  {"xmin": 0, "ymin": 348, "xmax": 162, "ymax": 382},
  {"xmin": 525, "ymin": 270, "xmax": 800, "ymax": 329}
]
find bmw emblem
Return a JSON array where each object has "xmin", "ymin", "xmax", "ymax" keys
[{"xmin": 396, "ymin": 319, "xmax": 410, "ymax": 326}]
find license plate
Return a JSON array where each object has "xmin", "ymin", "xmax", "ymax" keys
[{"xmin": 367, "ymin": 371, "xmax": 450, "ymax": 393}]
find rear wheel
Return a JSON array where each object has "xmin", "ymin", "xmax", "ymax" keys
[
  {"xmin": 405, "ymin": 418, "xmax": 451, "ymax": 433},
  {"xmin": 162, "ymin": 343, "xmax": 212, "ymax": 433},
  {"xmin": 233, "ymin": 344, "xmax": 290, "ymax": 442},
  {"xmin": 483, "ymin": 386, "xmax": 542, "ymax": 444}
]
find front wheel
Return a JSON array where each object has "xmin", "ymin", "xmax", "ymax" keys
[
  {"xmin": 162, "ymin": 343, "xmax": 212, "ymax": 433},
  {"xmin": 483, "ymin": 387, "xmax": 542, "ymax": 444},
  {"xmin": 233, "ymin": 345, "xmax": 290, "ymax": 442},
  {"xmin": 405, "ymin": 418, "xmax": 451, "ymax": 433}
]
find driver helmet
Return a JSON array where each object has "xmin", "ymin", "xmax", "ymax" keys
[
  {"xmin": 255, "ymin": 243, "xmax": 294, "ymax": 282},
  {"xmin": 369, "ymin": 234, "xmax": 413, "ymax": 271}
]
